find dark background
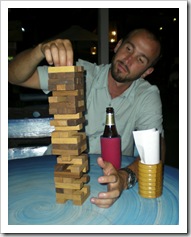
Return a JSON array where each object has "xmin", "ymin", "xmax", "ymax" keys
[{"xmin": 8, "ymin": 8, "xmax": 179, "ymax": 168}]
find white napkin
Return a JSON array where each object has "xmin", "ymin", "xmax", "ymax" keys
[{"xmin": 133, "ymin": 129, "xmax": 160, "ymax": 164}]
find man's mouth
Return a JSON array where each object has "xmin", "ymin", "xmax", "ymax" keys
[{"xmin": 117, "ymin": 61, "xmax": 129, "ymax": 73}]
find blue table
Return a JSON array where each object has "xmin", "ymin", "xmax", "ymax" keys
[{"xmin": 8, "ymin": 154, "xmax": 179, "ymax": 227}]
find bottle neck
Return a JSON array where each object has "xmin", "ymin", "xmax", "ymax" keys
[{"xmin": 106, "ymin": 113, "xmax": 115, "ymax": 125}]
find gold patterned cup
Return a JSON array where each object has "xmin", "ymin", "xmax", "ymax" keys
[{"xmin": 138, "ymin": 161, "xmax": 163, "ymax": 198}]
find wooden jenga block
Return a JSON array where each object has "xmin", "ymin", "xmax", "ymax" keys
[
  {"xmin": 53, "ymin": 123, "xmax": 83, "ymax": 131},
  {"xmin": 52, "ymin": 139, "xmax": 86, "ymax": 150},
  {"xmin": 52, "ymin": 132, "xmax": 86, "ymax": 145},
  {"xmin": 49, "ymin": 94, "xmax": 84, "ymax": 104},
  {"xmin": 49, "ymin": 95, "xmax": 84, "ymax": 103},
  {"xmin": 54, "ymin": 176, "xmax": 74, "ymax": 183},
  {"xmin": 50, "ymin": 117, "xmax": 85, "ymax": 127},
  {"xmin": 73, "ymin": 185, "xmax": 90, "ymax": 205},
  {"xmin": 48, "ymin": 83, "xmax": 84, "ymax": 91},
  {"xmin": 54, "ymin": 163, "xmax": 82, "ymax": 178},
  {"xmin": 49, "ymin": 105, "xmax": 85, "ymax": 115},
  {"xmin": 48, "ymin": 76, "xmax": 84, "ymax": 86},
  {"xmin": 68, "ymin": 160, "xmax": 89, "ymax": 173},
  {"xmin": 55, "ymin": 180, "xmax": 84, "ymax": 190},
  {"xmin": 48, "ymin": 66, "xmax": 84, "ymax": 73},
  {"xmin": 54, "ymin": 112, "xmax": 83, "ymax": 120},
  {"xmin": 57, "ymin": 153, "xmax": 88, "ymax": 164},
  {"xmin": 51, "ymin": 130, "xmax": 77, "ymax": 138},
  {"xmin": 54, "ymin": 173, "xmax": 89, "ymax": 184},
  {"xmin": 55, "ymin": 185, "xmax": 90, "ymax": 205},
  {"xmin": 54, "ymin": 158, "xmax": 88, "ymax": 176},
  {"xmin": 49, "ymin": 97, "xmax": 84, "ymax": 109},
  {"xmin": 52, "ymin": 89, "xmax": 84, "ymax": 97},
  {"xmin": 80, "ymin": 174, "xmax": 90, "ymax": 183},
  {"xmin": 62, "ymin": 189, "xmax": 74, "ymax": 194},
  {"xmin": 49, "ymin": 72, "xmax": 84, "ymax": 80},
  {"xmin": 55, "ymin": 196, "xmax": 68, "ymax": 204},
  {"xmin": 52, "ymin": 141, "xmax": 87, "ymax": 156},
  {"xmin": 48, "ymin": 72, "xmax": 84, "ymax": 82}
]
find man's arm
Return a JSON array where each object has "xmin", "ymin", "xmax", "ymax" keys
[
  {"xmin": 8, "ymin": 39, "xmax": 73, "ymax": 89},
  {"xmin": 8, "ymin": 46, "xmax": 44, "ymax": 88}
]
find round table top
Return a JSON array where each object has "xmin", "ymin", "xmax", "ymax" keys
[{"xmin": 8, "ymin": 154, "xmax": 179, "ymax": 228}]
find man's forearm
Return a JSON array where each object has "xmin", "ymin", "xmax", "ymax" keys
[{"xmin": 8, "ymin": 44, "xmax": 44, "ymax": 85}]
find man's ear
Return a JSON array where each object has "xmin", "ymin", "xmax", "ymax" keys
[
  {"xmin": 114, "ymin": 39, "xmax": 123, "ymax": 53},
  {"xmin": 141, "ymin": 67, "xmax": 154, "ymax": 78}
]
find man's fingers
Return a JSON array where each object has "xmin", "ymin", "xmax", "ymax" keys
[
  {"xmin": 98, "ymin": 174, "xmax": 117, "ymax": 184},
  {"xmin": 41, "ymin": 39, "xmax": 73, "ymax": 66}
]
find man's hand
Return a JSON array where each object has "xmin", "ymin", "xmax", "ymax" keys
[
  {"xmin": 90, "ymin": 157, "xmax": 126, "ymax": 208},
  {"xmin": 40, "ymin": 39, "xmax": 74, "ymax": 66}
]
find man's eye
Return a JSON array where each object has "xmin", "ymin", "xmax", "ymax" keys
[
  {"xmin": 138, "ymin": 58, "xmax": 145, "ymax": 64},
  {"xmin": 126, "ymin": 46, "xmax": 132, "ymax": 52}
]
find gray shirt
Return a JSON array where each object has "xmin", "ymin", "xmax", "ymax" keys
[{"xmin": 37, "ymin": 59, "xmax": 164, "ymax": 156}]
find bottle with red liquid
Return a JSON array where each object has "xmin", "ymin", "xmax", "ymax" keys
[{"xmin": 100, "ymin": 107, "xmax": 121, "ymax": 169}]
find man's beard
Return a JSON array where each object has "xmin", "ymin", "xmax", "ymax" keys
[{"xmin": 110, "ymin": 57, "xmax": 144, "ymax": 84}]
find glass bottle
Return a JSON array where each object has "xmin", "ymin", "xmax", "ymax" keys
[
  {"xmin": 102, "ymin": 107, "xmax": 119, "ymax": 138},
  {"xmin": 101, "ymin": 107, "xmax": 121, "ymax": 169}
]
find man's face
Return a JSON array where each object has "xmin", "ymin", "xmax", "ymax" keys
[{"xmin": 111, "ymin": 31, "xmax": 160, "ymax": 83}]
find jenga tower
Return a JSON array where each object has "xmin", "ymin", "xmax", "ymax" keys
[{"xmin": 48, "ymin": 66, "xmax": 90, "ymax": 205}]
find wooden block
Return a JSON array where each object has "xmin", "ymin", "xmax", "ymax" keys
[
  {"xmin": 52, "ymin": 89, "xmax": 84, "ymax": 97},
  {"xmin": 52, "ymin": 139, "xmax": 87, "ymax": 155},
  {"xmin": 55, "ymin": 180, "xmax": 83, "ymax": 190},
  {"xmin": 49, "ymin": 95, "xmax": 84, "ymax": 105},
  {"xmin": 80, "ymin": 174, "xmax": 90, "ymax": 183},
  {"xmin": 54, "ymin": 163, "xmax": 82, "ymax": 178},
  {"xmin": 57, "ymin": 153, "xmax": 88, "ymax": 164},
  {"xmin": 54, "ymin": 112, "xmax": 83, "ymax": 120},
  {"xmin": 50, "ymin": 117, "xmax": 85, "ymax": 127},
  {"xmin": 68, "ymin": 160, "xmax": 89, "ymax": 173},
  {"xmin": 57, "ymin": 83, "xmax": 84, "ymax": 91},
  {"xmin": 48, "ymin": 72, "xmax": 84, "ymax": 80},
  {"xmin": 52, "ymin": 132, "xmax": 86, "ymax": 145},
  {"xmin": 48, "ymin": 83, "xmax": 84, "ymax": 91},
  {"xmin": 62, "ymin": 160, "xmax": 88, "ymax": 174},
  {"xmin": 52, "ymin": 139, "xmax": 86, "ymax": 149},
  {"xmin": 56, "ymin": 196, "xmax": 68, "ymax": 204},
  {"xmin": 49, "ymin": 96, "xmax": 84, "ymax": 107},
  {"xmin": 49, "ymin": 95, "xmax": 84, "ymax": 104},
  {"xmin": 49, "ymin": 105, "xmax": 85, "ymax": 114},
  {"xmin": 48, "ymin": 81, "xmax": 84, "ymax": 91},
  {"xmin": 55, "ymin": 185, "xmax": 90, "ymax": 205},
  {"xmin": 54, "ymin": 162, "xmax": 89, "ymax": 178},
  {"xmin": 48, "ymin": 66, "xmax": 84, "ymax": 73},
  {"xmin": 62, "ymin": 189, "xmax": 74, "ymax": 194},
  {"xmin": 48, "ymin": 96, "xmax": 68, "ymax": 103},
  {"xmin": 48, "ymin": 77, "xmax": 84, "ymax": 86},
  {"xmin": 73, "ymin": 185, "xmax": 90, "ymax": 205},
  {"xmin": 49, "ymin": 100, "xmax": 85, "ymax": 114},
  {"xmin": 53, "ymin": 123, "xmax": 83, "ymax": 131},
  {"xmin": 52, "ymin": 142, "xmax": 87, "ymax": 156},
  {"xmin": 54, "ymin": 176, "xmax": 74, "ymax": 183},
  {"xmin": 54, "ymin": 173, "xmax": 90, "ymax": 184},
  {"xmin": 55, "ymin": 188, "xmax": 64, "ymax": 193},
  {"xmin": 51, "ymin": 130, "xmax": 77, "ymax": 138}
]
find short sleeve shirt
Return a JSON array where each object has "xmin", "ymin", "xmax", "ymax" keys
[{"xmin": 37, "ymin": 59, "xmax": 164, "ymax": 156}]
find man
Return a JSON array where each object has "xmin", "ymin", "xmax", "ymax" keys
[{"xmin": 9, "ymin": 28, "xmax": 166, "ymax": 208}]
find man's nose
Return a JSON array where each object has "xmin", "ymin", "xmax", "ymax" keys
[{"xmin": 124, "ymin": 54, "xmax": 134, "ymax": 66}]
